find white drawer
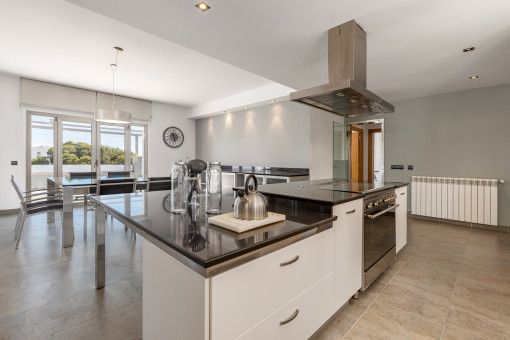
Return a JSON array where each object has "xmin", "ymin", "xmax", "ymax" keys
[
  {"xmin": 211, "ymin": 228, "xmax": 334, "ymax": 340},
  {"xmin": 238, "ymin": 273, "xmax": 334, "ymax": 340}
]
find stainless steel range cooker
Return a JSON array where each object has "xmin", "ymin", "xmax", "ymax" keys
[{"xmin": 362, "ymin": 189, "xmax": 398, "ymax": 290}]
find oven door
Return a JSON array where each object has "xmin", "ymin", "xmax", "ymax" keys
[{"xmin": 363, "ymin": 204, "xmax": 397, "ymax": 273}]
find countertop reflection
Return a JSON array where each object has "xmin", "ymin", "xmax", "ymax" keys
[{"xmin": 88, "ymin": 191, "xmax": 336, "ymax": 271}]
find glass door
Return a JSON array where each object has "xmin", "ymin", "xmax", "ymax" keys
[
  {"xmin": 130, "ymin": 125, "xmax": 146, "ymax": 176},
  {"xmin": 28, "ymin": 114, "xmax": 57, "ymax": 190},
  {"xmin": 58, "ymin": 119, "xmax": 96, "ymax": 177},
  {"xmin": 98, "ymin": 124, "xmax": 130, "ymax": 175}
]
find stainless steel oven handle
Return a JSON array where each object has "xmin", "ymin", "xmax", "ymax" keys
[{"xmin": 365, "ymin": 204, "xmax": 399, "ymax": 219}]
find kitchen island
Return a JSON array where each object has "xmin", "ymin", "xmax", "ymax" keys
[{"xmin": 88, "ymin": 179, "xmax": 407, "ymax": 339}]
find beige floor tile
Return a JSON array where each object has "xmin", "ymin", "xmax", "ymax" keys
[
  {"xmin": 399, "ymin": 258, "xmax": 460, "ymax": 288},
  {"xmin": 47, "ymin": 319, "xmax": 103, "ymax": 340},
  {"xmin": 0, "ymin": 312, "xmax": 26, "ymax": 340},
  {"xmin": 96, "ymin": 300, "xmax": 142, "ymax": 340},
  {"xmin": 343, "ymin": 291, "xmax": 379, "ymax": 318},
  {"xmin": 442, "ymin": 307, "xmax": 510, "ymax": 340},
  {"xmin": 377, "ymin": 259, "xmax": 407, "ymax": 285},
  {"xmin": 344, "ymin": 299, "xmax": 442, "ymax": 340},
  {"xmin": 377, "ymin": 273, "xmax": 453, "ymax": 325},
  {"xmin": 313, "ymin": 310, "xmax": 358, "ymax": 339},
  {"xmin": 451, "ymin": 275, "xmax": 510, "ymax": 326}
]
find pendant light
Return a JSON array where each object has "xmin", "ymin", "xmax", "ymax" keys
[{"xmin": 95, "ymin": 47, "xmax": 132, "ymax": 124}]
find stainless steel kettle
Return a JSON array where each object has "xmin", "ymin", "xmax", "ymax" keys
[{"xmin": 234, "ymin": 174, "xmax": 268, "ymax": 220}]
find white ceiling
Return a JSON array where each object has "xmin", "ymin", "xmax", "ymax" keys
[
  {"xmin": 0, "ymin": 0, "xmax": 274, "ymax": 107},
  {"xmin": 67, "ymin": 0, "xmax": 510, "ymax": 102}
]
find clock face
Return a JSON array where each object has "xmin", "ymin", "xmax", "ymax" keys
[{"xmin": 163, "ymin": 127, "xmax": 184, "ymax": 148}]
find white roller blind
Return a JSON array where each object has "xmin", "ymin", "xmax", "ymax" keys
[
  {"xmin": 96, "ymin": 92, "xmax": 151, "ymax": 121},
  {"xmin": 21, "ymin": 78, "xmax": 96, "ymax": 113}
]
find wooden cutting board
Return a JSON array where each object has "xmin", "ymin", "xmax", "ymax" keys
[{"xmin": 208, "ymin": 212, "xmax": 286, "ymax": 233}]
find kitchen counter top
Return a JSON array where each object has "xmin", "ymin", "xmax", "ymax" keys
[
  {"xmin": 234, "ymin": 179, "xmax": 408, "ymax": 205},
  {"xmin": 88, "ymin": 190, "xmax": 336, "ymax": 277},
  {"xmin": 221, "ymin": 166, "xmax": 309, "ymax": 177}
]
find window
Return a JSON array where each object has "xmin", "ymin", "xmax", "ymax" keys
[{"xmin": 27, "ymin": 111, "xmax": 148, "ymax": 190}]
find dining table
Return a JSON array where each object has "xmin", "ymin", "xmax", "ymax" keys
[{"xmin": 46, "ymin": 175, "xmax": 154, "ymax": 248}]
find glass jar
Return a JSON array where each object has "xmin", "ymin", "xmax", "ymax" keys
[
  {"xmin": 171, "ymin": 161, "xmax": 188, "ymax": 214},
  {"xmin": 206, "ymin": 161, "xmax": 222, "ymax": 215}
]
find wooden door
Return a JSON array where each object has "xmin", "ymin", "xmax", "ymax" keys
[{"xmin": 350, "ymin": 127, "xmax": 363, "ymax": 182}]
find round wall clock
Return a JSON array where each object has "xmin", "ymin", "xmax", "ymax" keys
[{"xmin": 163, "ymin": 126, "xmax": 184, "ymax": 148}]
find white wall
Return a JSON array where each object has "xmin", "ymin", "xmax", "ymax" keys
[
  {"xmin": 309, "ymin": 107, "xmax": 345, "ymax": 180},
  {"xmin": 148, "ymin": 102, "xmax": 195, "ymax": 176},
  {"xmin": 195, "ymin": 101, "xmax": 310, "ymax": 168},
  {"xmin": 0, "ymin": 73, "xmax": 22, "ymax": 210}
]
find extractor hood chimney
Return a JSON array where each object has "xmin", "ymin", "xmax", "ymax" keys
[{"xmin": 290, "ymin": 20, "xmax": 394, "ymax": 117}]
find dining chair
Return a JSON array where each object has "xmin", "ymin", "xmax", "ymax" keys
[
  {"xmin": 147, "ymin": 176, "xmax": 172, "ymax": 192},
  {"xmin": 69, "ymin": 171, "xmax": 97, "ymax": 178},
  {"xmin": 85, "ymin": 177, "xmax": 137, "ymax": 237},
  {"xmin": 107, "ymin": 171, "xmax": 130, "ymax": 178},
  {"xmin": 10, "ymin": 176, "xmax": 63, "ymax": 249}
]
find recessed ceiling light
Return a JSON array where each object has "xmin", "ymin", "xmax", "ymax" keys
[
  {"xmin": 270, "ymin": 100, "xmax": 275, "ymax": 103},
  {"xmin": 195, "ymin": 2, "xmax": 211, "ymax": 12},
  {"xmin": 469, "ymin": 75, "xmax": 479, "ymax": 79},
  {"xmin": 243, "ymin": 106, "xmax": 248, "ymax": 109},
  {"xmin": 463, "ymin": 47, "xmax": 475, "ymax": 53}
]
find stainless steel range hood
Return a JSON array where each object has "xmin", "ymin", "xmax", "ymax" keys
[{"xmin": 290, "ymin": 20, "xmax": 394, "ymax": 117}]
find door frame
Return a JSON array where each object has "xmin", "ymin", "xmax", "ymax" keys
[
  {"xmin": 368, "ymin": 128, "xmax": 382, "ymax": 182},
  {"xmin": 57, "ymin": 115, "xmax": 97, "ymax": 177},
  {"xmin": 96, "ymin": 122, "xmax": 131, "ymax": 174},
  {"xmin": 26, "ymin": 111, "xmax": 59, "ymax": 190}
]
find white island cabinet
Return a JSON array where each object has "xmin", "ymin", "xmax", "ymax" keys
[
  {"xmin": 333, "ymin": 198, "xmax": 363, "ymax": 308},
  {"xmin": 395, "ymin": 186, "xmax": 408, "ymax": 253},
  {"xmin": 211, "ymin": 228, "xmax": 334, "ymax": 340},
  {"xmin": 143, "ymin": 200, "xmax": 366, "ymax": 340}
]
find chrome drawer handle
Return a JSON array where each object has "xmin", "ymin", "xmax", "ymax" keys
[
  {"xmin": 280, "ymin": 255, "xmax": 299, "ymax": 267},
  {"xmin": 346, "ymin": 209, "xmax": 356, "ymax": 214},
  {"xmin": 280, "ymin": 309, "xmax": 299, "ymax": 326},
  {"xmin": 365, "ymin": 204, "xmax": 399, "ymax": 219},
  {"xmin": 400, "ymin": 192, "xmax": 405, "ymax": 195}
]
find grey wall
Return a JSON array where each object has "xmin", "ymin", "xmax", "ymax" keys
[
  {"xmin": 196, "ymin": 101, "xmax": 310, "ymax": 168},
  {"xmin": 348, "ymin": 83, "xmax": 510, "ymax": 226}
]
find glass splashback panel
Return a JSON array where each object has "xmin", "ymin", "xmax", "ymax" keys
[{"xmin": 333, "ymin": 122, "xmax": 349, "ymax": 180}]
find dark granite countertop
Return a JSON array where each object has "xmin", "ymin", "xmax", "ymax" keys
[
  {"xmin": 221, "ymin": 166, "xmax": 309, "ymax": 177},
  {"xmin": 88, "ymin": 190, "xmax": 336, "ymax": 277},
  {"xmin": 234, "ymin": 179, "xmax": 408, "ymax": 205}
]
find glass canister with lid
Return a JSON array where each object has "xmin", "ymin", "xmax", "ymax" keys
[
  {"xmin": 206, "ymin": 161, "xmax": 222, "ymax": 215},
  {"xmin": 171, "ymin": 160, "xmax": 188, "ymax": 214}
]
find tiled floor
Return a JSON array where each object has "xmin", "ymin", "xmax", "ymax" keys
[
  {"xmin": 1, "ymin": 209, "xmax": 510, "ymax": 339},
  {"xmin": 315, "ymin": 218, "xmax": 510, "ymax": 340},
  {"xmin": 0, "ymin": 208, "xmax": 142, "ymax": 339}
]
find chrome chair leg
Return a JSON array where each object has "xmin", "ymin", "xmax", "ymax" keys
[
  {"xmin": 14, "ymin": 208, "xmax": 23, "ymax": 240},
  {"xmin": 84, "ymin": 196, "xmax": 88, "ymax": 238},
  {"xmin": 15, "ymin": 213, "xmax": 26, "ymax": 249}
]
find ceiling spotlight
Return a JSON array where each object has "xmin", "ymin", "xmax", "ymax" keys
[
  {"xmin": 270, "ymin": 100, "xmax": 275, "ymax": 103},
  {"xmin": 463, "ymin": 47, "xmax": 475, "ymax": 53},
  {"xmin": 469, "ymin": 75, "xmax": 479, "ymax": 79},
  {"xmin": 243, "ymin": 106, "xmax": 248, "ymax": 109},
  {"xmin": 195, "ymin": 2, "xmax": 211, "ymax": 11}
]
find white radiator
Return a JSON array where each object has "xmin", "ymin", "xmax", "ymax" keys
[{"xmin": 411, "ymin": 176, "xmax": 501, "ymax": 226}]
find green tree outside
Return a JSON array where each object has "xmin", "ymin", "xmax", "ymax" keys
[{"xmin": 31, "ymin": 141, "xmax": 133, "ymax": 165}]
